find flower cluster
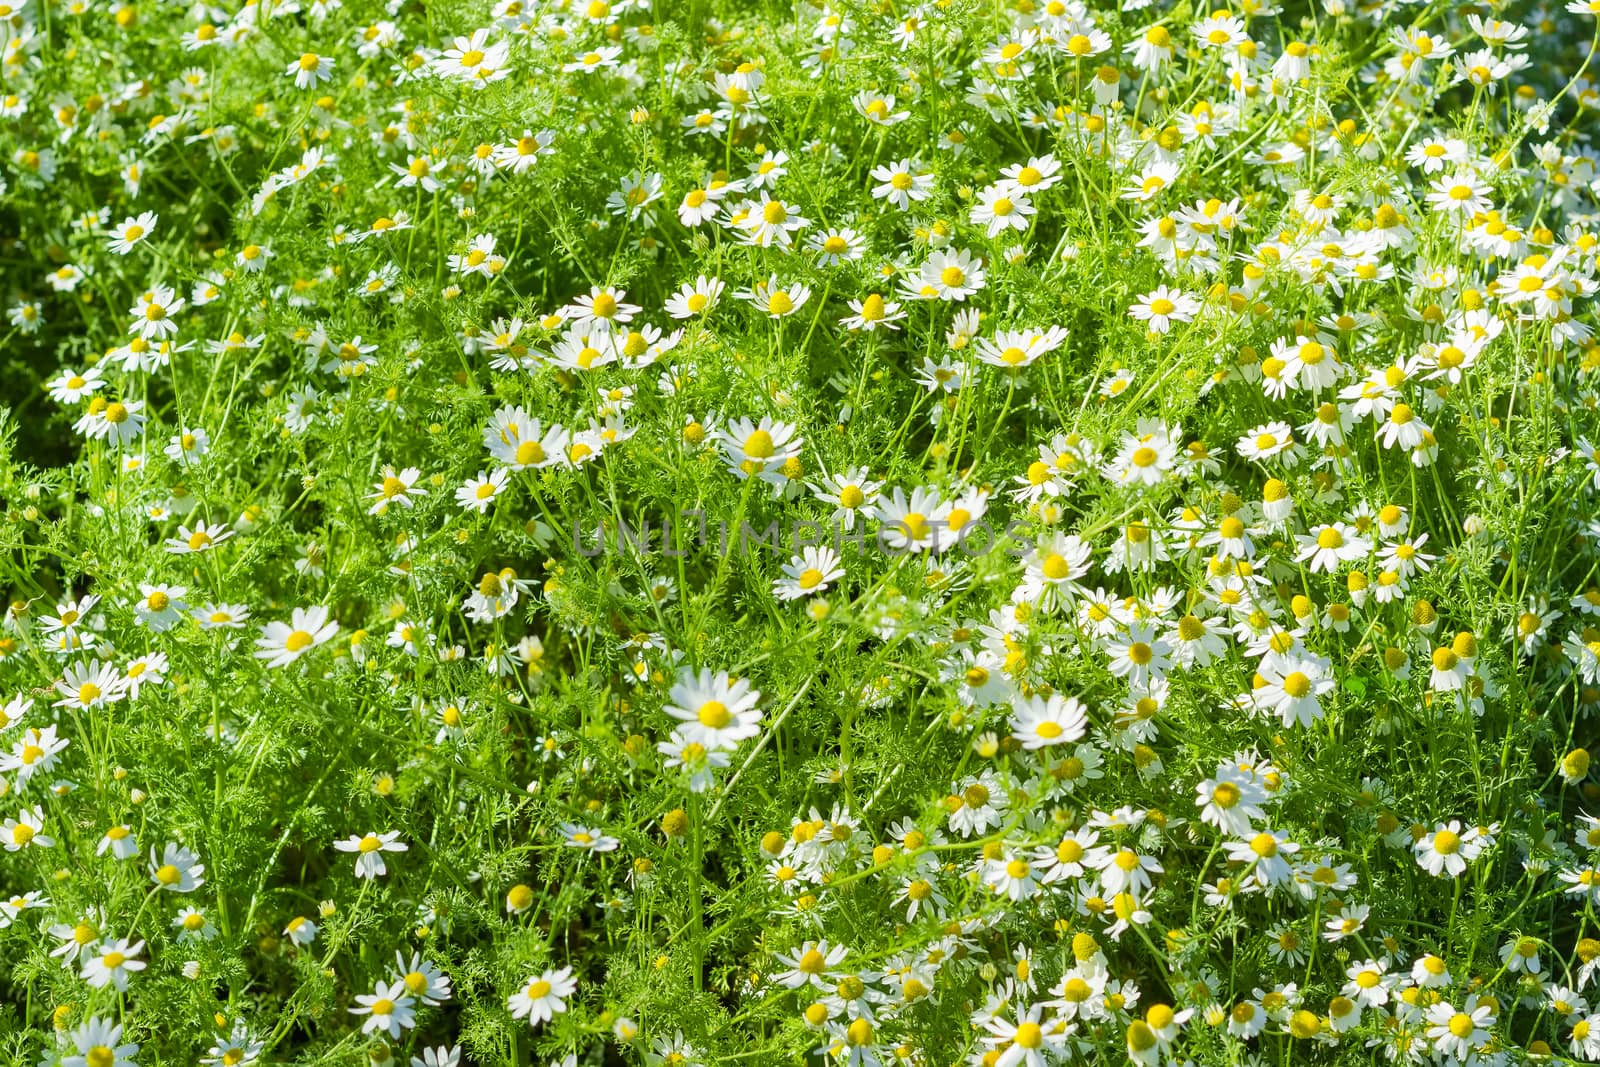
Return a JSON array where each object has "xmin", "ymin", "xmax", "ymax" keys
[{"xmin": 3, "ymin": 0, "xmax": 1600, "ymax": 1062}]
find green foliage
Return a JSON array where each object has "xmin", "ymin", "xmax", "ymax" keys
[{"xmin": 2, "ymin": 0, "xmax": 1600, "ymax": 1065}]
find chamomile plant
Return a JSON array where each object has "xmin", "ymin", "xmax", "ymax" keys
[{"xmin": 3, "ymin": 0, "xmax": 1600, "ymax": 1064}]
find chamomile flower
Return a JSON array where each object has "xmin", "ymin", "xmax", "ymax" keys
[
  {"xmin": 455, "ymin": 469, "xmax": 508, "ymax": 513},
  {"xmin": 165, "ymin": 520, "xmax": 234, "ymax": 554},
  {"xmin": 775, "ymin": 546, "xmax": 845, "ymax": 600},
  {"xmin": 286, "ymin": 51, "xmax": 334, "ymax": 88},
  {"xmin": 658, "ymin": 730, "xmax": 731, "ymax": 793},
  {"xmin": 97, "ymin": 825, "xmax": 137, "ymax": 860},
  {"xmin": 507, "ymin": 966, "xmax": 576, "ymax": 1027},
  {"xmin": 774, "ymin": 940, "xmax": 849, "ymax": 989},
  {"xmin": 664, "ymin": 668, "xmax": 763, "ymax": 749},
  {"xmin": 915, "ymin": 249, "xmax": 986, "ymax": 301},
  {"xmin": 971, "ymin": 184, "xmax": 1035, "ymax": 237},
  {"xmin": 1010, "ymin": 693, "xmax": 1088, "ymax": 750},
  {"xmin": 54, "ymin": 661, "xmax": 125, "ymax": 710},
  {"xmin": 81, "ymin": 937, "xmax": 145, "ymax": 989},
  {"xmin": 284, "ymin": 915, "xmax": 319, "ymax": 946},
  {"xmin": 174, "ymin": 906, "xmax": 218, "ymax": 943},
  {"xmin": 78, "ymin": 397, "xmax": 149, "ymax": 445},
  {"xmin": 870, "ymin": 158, "xmax": 934, "ymax": 210},
  {"xmin": 718, "ymin": 417, "xmax": 802, "ymax": 480},
  {"xmin": 665, "ymin": 275, "xmax": 725, "ymax": 318},
  {"xmin": 63, "ymin": 1017, "xmax": 140, "ymax": 1067},
  {"xmin": 351, "ymin": 980, "xmax": 415, "ymax": 1038},
  {"xmin": 839, "ymin": 293, "xmax": 907, "ymax": 331},
  {"xmin": 149, "ymin": 842, "xmax": 204, "ymax": 891},
  {"xmin": 334, "ymin": 829, "xmax": 408, "ymax": 878},
  {"xmin": 1253, "ymin": 656, "xmax": 1335, "ymax": 728},
  {"xmin": 1415, "ymin": 821, "xmax": 1470, "ymax": 877},
  {"xmin": 368, "ymin": 466, "xmax": 427, "ymax": 513},
  {"xmin": 1128, "ymin": 286, "xmax": 1199, "ymax": 335},
  {"xmin": 106, "ymin": 212, "xmax": 157, "ymax": 254},
  {"xmin": 394, "ymin": 951, "xmax": 453, "ymax": 1005},
  {"xmin": 46, "ymin": 365, "xmax": 105, "ymax": 403},
  {"xmin": 808, "ymin": 228, "xmax": 867, "ymax": 266},
  {"xmin": 1295, "ymin": 523, "xmax": 1369, "ymax": 573},
  {"xmin": 253, "ymin": 606, "xmax": 339, "ymax": 667},
  {"xmin": 739, "ymin": 275, "xmax": 811, "ymax": 318},
  {"xmin": 559, "ymin": 823, "xmax": 620, "ymax": 852}
]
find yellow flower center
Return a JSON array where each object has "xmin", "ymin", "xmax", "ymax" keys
[
  {"xmin": 743, "ymin": 429, "xmax": 775, "ymax": 458},
  {"xmin": 697, "ymin": 701, "xmax": 732, "ymax": 728}
]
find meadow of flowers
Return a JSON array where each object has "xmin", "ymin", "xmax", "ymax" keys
[{"xmin": 6, "ymin": 0, "xmax": 1600, "ymax": 1063}]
